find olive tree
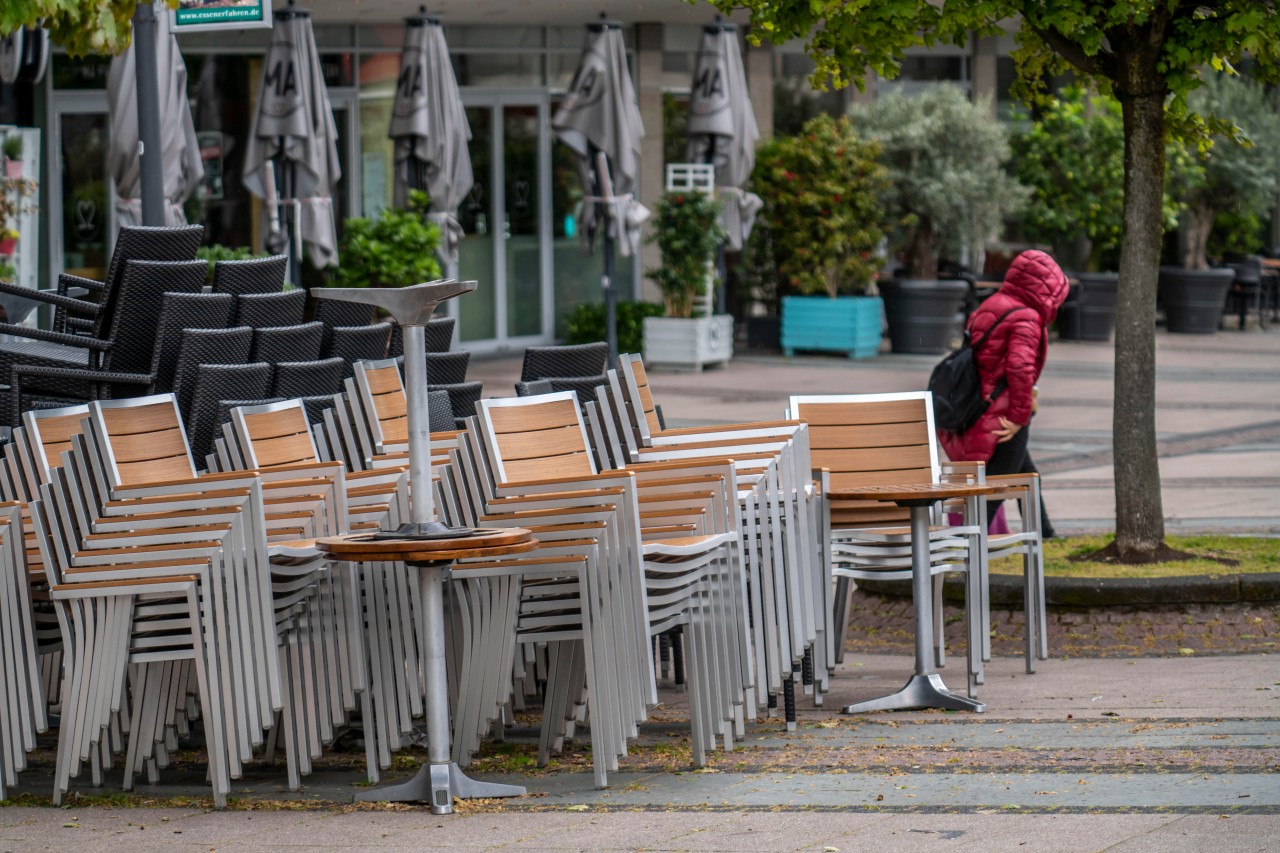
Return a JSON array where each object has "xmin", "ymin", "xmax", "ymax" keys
[{"xmin": 714, "ymin": 0, "xmax": 1280, "ymax": 560}]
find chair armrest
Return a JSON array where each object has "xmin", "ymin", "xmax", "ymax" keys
[
  {"xmin": 57, "ymin": 272, "xmax": 105, "ymax": 294},
  {"xmin": 0, "ymin": 323, "xmax": 111, "ymax": 350},
  {"xmin": 656, "ymin": 419, "xmax": 803, "ymax": 437},
  {"xmin": 12, "ymin": 364, "xmax": 153, "ymax": 387},
  {"xmin": 0, "ymin": 280, "xmax": 100, "ymax": 314}
]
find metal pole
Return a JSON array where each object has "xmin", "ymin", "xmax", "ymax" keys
[
  {"xmin": 592, "ymin": 144, "xmax": 618, "ymax": 368},
  {"xmin": 402, "ymin": 323, "xmax": 434, "ymax": 524},
  {"xmin": 132, "ymin": 1, "xmax": 166, "ymax": 226}
]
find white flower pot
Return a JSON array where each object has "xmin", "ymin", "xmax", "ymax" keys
[{"xmin": 642, "ymin": 314, "xmax": 733, "ymax": 371}]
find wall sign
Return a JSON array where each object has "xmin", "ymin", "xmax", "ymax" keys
[{"xmin": 173, "ymin": 0, "xmax": 272, "ymax": 33}]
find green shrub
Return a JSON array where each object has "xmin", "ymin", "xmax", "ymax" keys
[
  {"xmin": 195, "ymin": 244, "xmax": 263, "ymax": 283},
  {"xmin": 335, "ymin": 189, "xmax": 442, "ymax": 287},
  {"xmin": 751, "ymin": 114, "xmax": 887, "ymax": 297},
  {"xmin": 564, "ymin": 301, "xmax": 664, "ymax": 355},
  {"xmin": 646, "ymin": 191, "xmax": 726, "ymax": 317}
]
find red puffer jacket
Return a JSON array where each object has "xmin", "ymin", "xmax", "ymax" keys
[{"xmin": 938, "ymin": 250, "xmax": 1070, "ymax": 463}]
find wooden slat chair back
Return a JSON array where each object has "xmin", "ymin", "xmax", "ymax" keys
[
  {"xmin": 476, "ymin": 393, "xmax": 596, "ymax": 484},
  {"xmin": 88, "ymin": 395, "xmax": 197, "ymax": 487},
  {"xmin": 616, "ymin": 353, "xmax": 663, "ymax": 441},
  {"xmin": 788, "ymin": 393, "xmax": 940, "ymax": 529},
  {"xmin": 232, "ymin": 400, "xmax": 321, "ymax": 470},
  {"xmin": 352, "ymin": 358, "xmax": 409, "ymax": 452}
]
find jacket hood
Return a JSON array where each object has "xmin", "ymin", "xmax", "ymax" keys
[{"xmin": 998, "ymin": 250, "xmax": 1071, "ymax": 323}]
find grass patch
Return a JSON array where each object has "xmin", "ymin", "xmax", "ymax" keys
[{"xmin": 990, "ymin": 534, "xmax": 1280, "ymax": 579}]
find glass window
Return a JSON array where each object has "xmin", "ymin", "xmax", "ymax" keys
[
  {"xmin": 312, "ymin": 24, "xmax": 354, "ymax": 49},
  {"xmin": 184, "ymin": 54, "xmax": 258, "ymax": 251},
  {"xmin": 450, "ymin": 53, "xmax": 542, "ymax": 87},
  {"xmin": 176, "ymin": 28, "xmax": 269, "ymax": 50},
  {"xmin": 320, "ymin": 53, "xmax": 354, "ymax": 88},
  {"xmin": 51, "ymin": 55, "xmax": 111, "ymax": 90},
  {"xmin": 358, "ymin": 24, "xmax": 405, "ymax": 51},
  {"xmin": 444, "ymin": 25, "xmax": 544, "ymax": 49},
  {"xmin": 358, "ymin": 53, "xmax": 399, "ymax": 216}
]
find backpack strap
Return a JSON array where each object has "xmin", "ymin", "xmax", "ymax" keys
[{"xmin": 971, "ymin": 306, "xmax": 1030, "ymax": 351}]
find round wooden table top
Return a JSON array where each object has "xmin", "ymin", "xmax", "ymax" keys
[
  {"xmin": 316, "ymin": 527, "xmax": 537, "ymax": 563},
  {"xmin": 826, "ymin": 482, "xmax": 1002, "ymax": 504}
]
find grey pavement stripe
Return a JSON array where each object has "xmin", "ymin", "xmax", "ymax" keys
[
  {"xmin": 1038, "ymin": 420, "xmax": 1280, "ymax": 474},
  {"xmin": 506, "ymin": 769, "xmax": 1280, "ymax": 810},
  {"xmin": 1045, "ymin": 478, "xmax": 1280, "ymax": 489}
]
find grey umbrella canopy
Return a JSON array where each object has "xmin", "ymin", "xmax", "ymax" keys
[
  {"xmin": 686, "ymin": 21, "xmax": 762, "ymax": 252},
  {"xmin": 107, "ymin": 2, "xmax": 203, "ymax": 227},
  {"xmin": 552, "ymin": 20, "xmax": 649, "ymax": 366},
  {"xmin": 388, "ymin": 11, "xmax": 473, "ymax": 268},
  {"xmin": 243, "ymin": 4, "xmax": 342, "ymax": 280},
  {"xmin": 552, "ymin": 20, "xmax": 649, "ymax": 258}
]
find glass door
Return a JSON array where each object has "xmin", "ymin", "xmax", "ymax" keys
[
  {"xmin": 49, "ymin": 92, "xmax": 113, "ymax": 283},
  {"xmin": 455, "ymin": 92, "xmax": 552, "ymax": 352}
]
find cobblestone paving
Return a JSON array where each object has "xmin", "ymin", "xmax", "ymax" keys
[{"xmin": 845, "ymin": 590, "xmax": 1280, "ymax": 658}]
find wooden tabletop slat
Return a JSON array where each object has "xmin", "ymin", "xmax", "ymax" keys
[{"xmin": 827, "ymin": 483, "xmax": 1001, "ymax": 502}]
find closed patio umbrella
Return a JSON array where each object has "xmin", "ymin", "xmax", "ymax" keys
[
  {"xmin": 107, "ymin": 1, "xmax": 204, "ymax": 227},
  {"xmin": 686, "ymin": 20, "xmax": 762, "ymax": 254},
  {"xmin": 388, "ymin": 9, "xmax": 473, "ymax": 270},
  {"xmin": 552, "ymin": 18, "xmax": 649, "ymax": 366},
  {"xmin": 242, "ymin": 1, "xmax": 341, "ymax": 286}
]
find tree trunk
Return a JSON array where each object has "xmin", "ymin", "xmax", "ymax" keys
[
  {"xmin": 1181, "ymin": 199, "xmax": 1214, "ymax": 270},
  {"xmin": 1113, "ymin": 75, "xmax": 1167, "ymax": 559}
]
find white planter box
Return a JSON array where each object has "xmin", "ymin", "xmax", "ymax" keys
[{"xmin": 642, "ymin": 315, "xmax": 734, "ymax": 371}]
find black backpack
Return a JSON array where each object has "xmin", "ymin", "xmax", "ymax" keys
[{"xmin": 928, "ymin": 307, "xmax": 1027, "ymax": 433}]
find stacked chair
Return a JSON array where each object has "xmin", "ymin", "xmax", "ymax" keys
[{"xmin": 515, "ymin": 342, "xmax": 609, "ymax": 407}]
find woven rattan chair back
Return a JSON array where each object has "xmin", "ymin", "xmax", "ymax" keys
[
  {"xmin": 430, "ymin": 380, "xmax": 482, "ymax": 426},
  {"xmin": 189, "ymin": 364, "xmax": 275, "ymax": 463},
  {"xmin": 172, "ymin": 327, "xmax": 255, "ymax": 418},
  {"xmin": 251, "ymin": 321, "xmax": 324, "ymax": 365},
  {"xmin": 82, "ymin": 225, "xmax": 205, "ymax": 340},
  {"xmin": 520, "ymin": 342, "xmax": 607, "ymax": 382},
  {"xmin": 210, "ymin": 255, "xmax": 287, "ymax": 297},
  {"xmin": 423, "ymin": 350, "xmax": 469, "ymax": 385},
  {"xmin": 148, "ymin": 293, "xmax": 236, "ymax": 394},
  {"xmin": 101, "ymin": 259, "xmax": 208, "ymax": 378},
  {"xmin": 234, "ymin": 289, "xmax": 306, "ymax": 329},
  {"xmin": 272, "ymin": 356, "xmax": 344, "ymax": 399},
  {"xmin": 788, "ymin": 392, "xmax": 940, "ymax": 528},
  {"xmin": 427, "ymin": 389, "xmax": 455, "ymax": 433},
  {"xmin": 388, "ymin": 316, "xmax": 454, "ymax": 359},
  {"xmin": 314, "ymin": 299, "xmax": 375, "ymax": 329},
  {"xmin": 325, "ymin": 324, "xmax": 390, "ymax": 369}
]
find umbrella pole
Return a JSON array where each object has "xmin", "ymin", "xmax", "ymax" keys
[
  {"xmin": 280, "ymin": 149, "xmax": 302, "ymax": 289},
  {"xmin": 132, "ymin": 1, "xmax": 166, "ymax": 227},
  {"xmin": 704, "ymin": 144, "xmax": 727, "ymax": 317},
  {"xmin": 591, "ymin": 144, "xmax": 618, "ymax": 368}
]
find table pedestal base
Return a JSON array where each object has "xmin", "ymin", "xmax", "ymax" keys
[
  {"xmin": 841, "ymin": 673, "xmax": 986, "ymax": 714},
  {"xmin": 353, "ymin": 761, "xmax": 528, "ymax": 813}
]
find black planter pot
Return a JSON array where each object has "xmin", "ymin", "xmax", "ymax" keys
[
  {"xmin": 1058, "ymin": 272, "xmax": 1118, "ymax": 341},
  {"xmin": 879, "ymin": 278, "xmax": 968, "ymax": 354},
  {"xmin": 745, "ymin": 315, "xmax": 781, "ymax": 351},
  {"xmin": 1158, "ymin": 266, "xmax": 1234, "ymax": 334}
]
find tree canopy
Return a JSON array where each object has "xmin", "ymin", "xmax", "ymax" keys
[{"xmin": 1, "ymin": 0, "xmax": 161, "ymax": 57}]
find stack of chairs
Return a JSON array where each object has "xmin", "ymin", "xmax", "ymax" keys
[{"xmin": 16, "ymin": 394, "xmax": 377, "ymax": 805}]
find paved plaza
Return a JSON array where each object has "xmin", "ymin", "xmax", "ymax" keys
[{"xmin": 1, "ymin": 327, "xmax": 1277, "ymax": 850}]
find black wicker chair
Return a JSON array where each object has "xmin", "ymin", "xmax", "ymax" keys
[
  {"xmin": 427, "ymin": 389, "xmax": 456, "ymax": 433},
  {"xmin": 251, "ymin": 321, "xmax": 324, "ymax": 365},
  {"xmin": 8, "ymin": 259, "xmax": 208, "ymax": 417},
  {"xmin": 211, "ymin": 254, "xmax": 288, "ymax": 297},
  {"xmin": 429, "ymin": 380, "xmax": 482, "ymax": 428},
  {"xmin": 149, "ymin": 292, "xmax": 236, "ymax": 394},
  {"xmin": 325, "ymin": 323, "xmax": 391, "ymax": 369},
  {"xmin": 514, "ymin": 378, "xmax": 554, "ymax": 397},
  {"xmin": 314, "ymin": 299, "xmax": 375, "ymax": 329},
  {"xmin": 234, "ymin": 289, "xmax": 307, "ymax": 328},
  {"xmin": 388, "ymin": 315, "xmax": 455, "ymax": 359},
  {"xmin": 520, "ymin": 342, "xmax": 607, "ymax": 382},
  {"xmin": 0, "ymin": 224, "xmax": 203, "ymax": 339},
  {"xmin": 423, "ymin": 350, "xmax": 470, "ymax": 385},
  {"xmin": 187, "ymin": 362, "xmax": 274, "ymax": 463},
  {"xmin": 272, "ymin": 356, "xmax": 345, "ymax": 399},
  {"xmin": 1225, "ymin": 258, "xmax": 1268, "ymax": 331},
  {"xmin": 172, "ymin": 327, "xmax": 255, "ymax": 418}
]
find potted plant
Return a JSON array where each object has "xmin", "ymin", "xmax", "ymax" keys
[
  {"xmin": 2, "ymin": 135, "xmax": 21, "ymax": 179},
  {"xmin": 857, "ymin": 86, "xmax": 1028, "ymax": 354},
  {"xmin": 334, "ymin": 189, "xmax": 442, "ymax": 288},
  {"xmin": 1162, "ymin": 72, "xmax": 1280, "ymax": 333},
  {"xmin": 0, "ymin": 229, "xmax": 16, "ymax": 256},
  {"xmin": 641, "ymin": 189, "xmax": 733, "ymax": 370},
  {"xmin": 751, "ymin": 114, "xmax": 888, "ymax": 359},
  {"xmin": 1011, "ymin": 86, "xmax": 1125, "ymax": 341}
]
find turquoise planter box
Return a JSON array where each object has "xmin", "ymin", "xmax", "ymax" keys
[{"xmin": 781, "ymin": 295, "xmax": 883, "ymax": 359}]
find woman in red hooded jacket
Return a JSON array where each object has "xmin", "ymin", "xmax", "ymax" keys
[{"xmin": 939, "ymin": 250, "xmax": 1070, "ymax": 534}]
